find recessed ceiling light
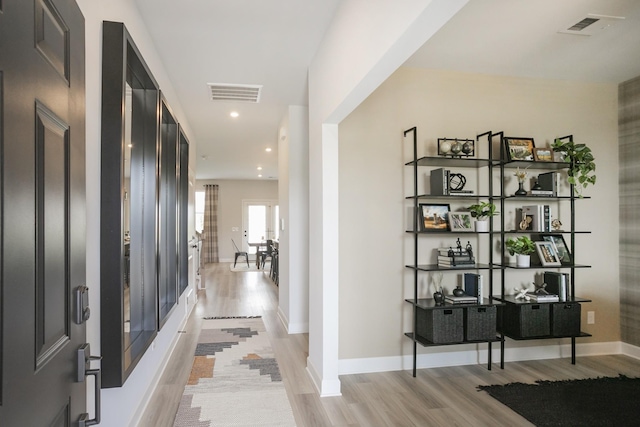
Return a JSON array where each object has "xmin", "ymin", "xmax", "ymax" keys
[
  {"xmin": 265, "ymin": 148, "xmax": 272, "ymax": 152},
  {"xmin": 230, "ymin": 111, "xmax": 239, "ymax": 118},
  {"xmin": 258, "ymin": 174, "xmax": 263, "ymax": 178},
  {"xmin": 257, "ymin": 166, "xmax": 262, "ymax": 170}
]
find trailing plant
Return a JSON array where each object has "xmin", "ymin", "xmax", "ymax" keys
[
  {"xmin": 505, "ymin": 236, "xmax": 536, "ymax": 256},
  {"xmin": 551, "ymin": 138, "xmax": 596, "ymax": 196},
  {"xmin": 467, "ymin": 201, "xmax": 499, "ymax": 221}
]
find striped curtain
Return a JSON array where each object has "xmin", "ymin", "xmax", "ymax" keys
[{"xmin": 202, "ymin": 184, "xmax": 219, "ymax": 263}]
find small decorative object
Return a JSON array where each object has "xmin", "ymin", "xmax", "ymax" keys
[
  {"xmin": 551, "ymin": 218, "xmax": 563, "ymax": 231},
  {"xmin": 467, "ymin": 201, "xmax": 498, "ymax": 232},
  {"xmin": 514, "ymin": 166, "xmax": 529, "ymax": 196},
  {"xmin": 448, "ymin": 173, "xmax": 467, "ymax": 192},
  {"xmin": 551, "ymin": 137, "xmax": 596, "ymax": 197},
  {"xmin": 453, "ymin": 286, "xmax": 465, "ymax": 297},
  {"xmin": 514, "ymin": 285, "xmax": 531, "ymax": 301},
  {"xmin": 533, "ymin": 282, "xmax": 549, "ymax": 295},
  {"xmin": 433, "ymin": 288, "xmax": 445, "ymax": 305},
  {"xmin": 531, "ymin": 180, "xmax": 542, "ymax": 191},
  {"xmin": 533, "ymin": 147, "xmax": 554, "ymax": 162},
  {"xmin": 519, "ymin": 215, "xmax": 532, "ymax": 231},
  {"xmin": 504, "ymin": 137, "xmax": 536, "ymax": 161},
  {"xmin": 465, "ymin": 241, "xmax": 474, "ymax": 259},
  {"xmin": 448, "ymin": 212, "xmax": 473, "ymax": 232},
  {"xmin": 535, "ymin": 241, "xmax": 561, "ymax": 266},
  {"xmin": 437, "ymin": 138, "xmax": 474, "ymax": 158},
  {"xmin": 505, "ymin": 236, "xmax": 536, "ymax": 268},
  {"xmin": 418, "ymin": 203, "xmax": 450, "ymax": 232},
  {"xmin": 431, "ymin": 272, "xmax": 444, "ymax": 304}
]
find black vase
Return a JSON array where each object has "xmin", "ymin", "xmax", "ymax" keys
[
  {"xmin": 433, "ymin": 291, "xmax": 444, "ymax": 305},
  {"xmin": 453, "ymin": 286, "xmax": 465, "ymax": 297},
  {"xmin": 515, "ymin": 181, "xmax": 527, "ymax": 196}
]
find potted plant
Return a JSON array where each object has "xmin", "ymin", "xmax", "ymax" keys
[
  {"xmin": 468, "ymin": 201, "xmax": 498, "ymax": 232},
  {"xmin": 505, "ymin": 236, "xmax": 536, "ymax": 267},
  {"xmin": 551, "ymin": 138, "xmax": 596, "ymax": 197}
]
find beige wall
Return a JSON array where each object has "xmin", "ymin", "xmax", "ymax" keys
[
  {"xmin": 196, "ymin": 179, "xmax": 278, "ymax": 261},
  {"xmin": 338, "ymin": 67, "xmax": 619, "ymax": 362}
]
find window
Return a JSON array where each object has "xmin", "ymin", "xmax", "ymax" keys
[{"xmin": 195, "ymin": 190, "xmax": 205, "ymax": 232}]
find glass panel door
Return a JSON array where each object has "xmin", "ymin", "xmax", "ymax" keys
[{"xmin": 242, "ymin": 200, "xmax": 278, "ymax": 256}]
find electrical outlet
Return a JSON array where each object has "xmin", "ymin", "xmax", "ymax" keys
[{"xmin": 587, "ymin": 311, "xmax": 595, "ymax": 324}]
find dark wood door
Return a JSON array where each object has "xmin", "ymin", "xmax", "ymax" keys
[{"xmin": 0, "ymin": 0, "xmax": 87, "ymax": 425}]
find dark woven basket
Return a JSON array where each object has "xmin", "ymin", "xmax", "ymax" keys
[
  {"xmin": 416, "ymin": 307, "xmax": 463, "ymax": 344},
  {"xmin": 552, "ymin": 303, "xmax": 581, "ymax": 336},
  {"xmin": 500, "ymin": 303, "xmax": 550, "ymax": 338},
  {"xmin": 465, "ymin": 306, "xmax": 497, "ymax": 341}
]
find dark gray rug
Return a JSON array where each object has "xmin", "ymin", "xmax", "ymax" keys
[{"xmin": 478, "ymin": 375, "xmax": 640, "ymax": 426}]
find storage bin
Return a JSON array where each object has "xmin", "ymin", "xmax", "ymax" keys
[
  {"xmin": 552, "ymin": 302, "xmax": 581, "ymax": 337},
  {"xmin": 465, "ymin": 305, "xmax": 497, "ymax": 341},
  {"xmin": 500, "ymin": 303, "xmax": 550, "ymax": 338},
  {"xmin": 416, "ymin": 307, "xmax": 463, "ymax": 344}
]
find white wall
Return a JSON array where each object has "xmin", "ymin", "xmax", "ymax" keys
[
  {"xmin": 195, "ymin": 179, "xmax": 278, "ymax": 261},
  {"xmin": 76, "ymin": 1, "xmax": 198, "ymax": 425},
  {"xmin": 278, "ymin": 106, "xmax": 310, "ymax": 333},
  {"xmin": 307, "ymin": 0, "xmax": 470, "ymax": 396},
  {"xmin": 338, "ymin": 67, "xmax": 619, "ymax": 371}
]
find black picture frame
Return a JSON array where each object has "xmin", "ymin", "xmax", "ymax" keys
[
  {"xmin": 504, "ymin": 137, "xmax": 536, "ymax": 161},
  {"xmin": 541, "ymin": 234, "xmax": 572, "ymax": 265},
  {"xmin": 419, "ymin": 203, "xmax": 450, "ymax": 232}
]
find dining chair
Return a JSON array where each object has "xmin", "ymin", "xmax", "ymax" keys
[
  {"xmin": 232, "ymin": 239, "xmax": 249, "ymax": 268},
  {"xmin": 260, "ymin": 240, "xmax": 274, "ymax": 269}
]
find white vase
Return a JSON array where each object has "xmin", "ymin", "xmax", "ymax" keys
[
  {"xmin": 475, "ymin": 220, "xmax": 489, "ymax": 232},
  {"xmin": 516, "ymin": 254, "xmax": 530, "ymax": 268}
]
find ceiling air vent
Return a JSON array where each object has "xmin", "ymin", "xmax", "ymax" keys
[
  {"xmin": 207, "ymin": 83, "xmax": 262, "ymax": 103},
  {"xmin": 559, "ymin": 13, "xmax": 625, "ymax": 36}
]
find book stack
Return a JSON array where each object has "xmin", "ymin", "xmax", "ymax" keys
[
  {"xmin": 437, "ymin": 247, "xmax": 475, "ymax": 268},
  {"xmin": 517, "ymin": 205, "xmax": 551, "ymax": 232},
  {"xmin": 535, "ymin": 172, "xmax": 559, "ymax": 197},
  {"xmin": 544, "ymin": 271, "xmax": 570, "ymax": 301},
  {"xmin": 445, "ymin": 294, "xmax": 478, "ymax": 304},
  {"xmin": 464, "ymin": 273, "xmax": 483, "ymax": 303},
  {"xmin": 525, "ymin": 292, "xmax": 559, "ymax": 302}
]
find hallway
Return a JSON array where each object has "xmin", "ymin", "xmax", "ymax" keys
[{"xmin": 139, "ymin": 263, "xmax": 640, "ymax": 426}]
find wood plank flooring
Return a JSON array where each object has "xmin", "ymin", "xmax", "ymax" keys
[{"xmin": 139, "ymin": 263, "xmax": 640, "ymax": 426}]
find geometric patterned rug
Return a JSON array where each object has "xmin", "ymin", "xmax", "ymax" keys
[{"xmin": 173, "ymin": 317, "xmax": 297, "ymax": 426}]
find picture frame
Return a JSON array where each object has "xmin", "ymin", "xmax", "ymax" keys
[
  {"xmin": 419, "ymin": 203, "xmax": 450, "ymax": 232},
  {"xmin": 448, "ymin": 212, "xmax": 473, "ymax": 232},
  {"xmin": 504, "ymin": 137, "xmax": 536, "ymax": 162},
  {"xmin": 541, "ymin": 234, "xmax": 572, "ymax": 265},
  {"xmin": 535, "ymin": 241, "xmax": 561, "ymax": 266},
  {"xmin": 533, "ymin": 147, "xmax": 554, "ymax": 162}
]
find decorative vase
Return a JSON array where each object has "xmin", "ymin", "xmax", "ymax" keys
[
  {"xmin": 433, "ymin": 290, "xmax": 444, "ymax": 305},
  {"xmin": 516, "ymin": 254, "xmax": 530, "ymax": 268},
  {"xmin": 453, "ymin": 286, "xmax": 465, "ymax": 297},
  {"xmin": 515, "ymin": 181, "xmax": 527, "ymax": 196},
  {"xmin": 475, "ymin": 220, "xmax": 489, "ymax": 232}
]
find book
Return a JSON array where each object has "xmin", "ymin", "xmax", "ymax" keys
[
  {"xmin": 463, "ymin": 273, "xmax": 483, "ymax": 302},
  {"xmin": 430, "ymin": 168, "xmax": 449, "ymax": 195},
  {"xmin": 526, "ymin": 292, "xmax": 559, "ymax": 302},
  {"xmin": 445, "ymin": 295, "xmax": 478, "ymax": 304},
  {"xmin": 544, "ymin": 271, "xmax": 569, "ymax": 301},
  {"xmin": 437, "ymin": 247, "xmax": 469, "ymax": 256},
  {"xmin": 437, "ymin": 261, "xmax": 476, "ymax": 268},
  {"xmin": 522, "ymin": 205, "xmax": 551, "ymax": 232},
  {"xmin": 538, "ymin": 171, "xmax": 559, "ymax": 196},
  {"xmin": 437, "ymin": 255, "xmax": 474, "ymax": 263},
  {"xmin": 530, "ymin": 190, "xmax": 554, "ymax": 196}
]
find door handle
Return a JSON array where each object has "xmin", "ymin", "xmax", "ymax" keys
[{"xmin": 77, "ymin": 343, "xmax": 101, "ymax": 427}]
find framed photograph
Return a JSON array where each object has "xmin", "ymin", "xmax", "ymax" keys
[
  {"xmin": 448, "ymin": 212, "xmax": 473, "ymax": 232},
  {"xmin": 535, "ymin": 241, "xmax": 561, "ymax": 266},
  {"xmin": 504, "ymin": 137, "xmax": 536, "ymax": 161},
  {"xmin": 419, "ymin": 203, "xmax": 450, "ymax": 232},
  {"xmin": 533, "ymin": 147, "xmax": 554, "ymax": 162},
  {"xmin": 541, "ymin": 234, "xmax": 572, "ymax": 265}
]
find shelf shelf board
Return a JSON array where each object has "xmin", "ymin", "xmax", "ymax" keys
[
  {"xmin": 406, "ymin": 194, "xmax": 492, "ymax": 200},
  {"xmin": 502, "ymin": 160, "xmax": 570, "ymax": 170},
  {"xmin": 406, "ymin": 298, "xmax": 504, "ymax": 309},
  {"xmin": 405, "ymin": 156, "xmax": 495, "ymax": 168},
  {"xmin": 501, "ymin": 230, "xmax": 591, "ymax": 235},
  {"xmin": 406, "ymin": 263, "xmax": 495, "ymax": 272},
  {"xmin": 499, "ymin": 331, "xmax": 592, "ymax": 341},
  {"xmin": 493, "ymin": 295, "xmax": 592, "ymax": 305},
  {"xmin": 502, "ymin": 195, "xmax": 591, "ymax": 201},
  {"xmin": 496, "ymin": 263, "xmax": 591, "ymax": 269},
  {"xmin": 404, "ymin": 332, "xmax": 502, "ymax": 347}
]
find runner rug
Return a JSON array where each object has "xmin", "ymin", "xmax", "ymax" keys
[
  {"xmin": 478, "ymin": 374, "xmax": 640, "ymax": 426},
  {"xmin": 173, "ymin": 317, "xmax": 296, "ymax": 426}
]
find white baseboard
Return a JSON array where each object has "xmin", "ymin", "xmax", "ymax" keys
[
  {"xmin": 306, "ymin": 357, "xmax": 342, "ymax": 397},
  {"xmin": 339, "ymin": 341, "xmax": 625, "ymax": 375}
]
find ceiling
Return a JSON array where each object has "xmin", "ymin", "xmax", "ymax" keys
[{"xmin": 134, "ymin": 0, "xmax": 640, "ymax": 181}]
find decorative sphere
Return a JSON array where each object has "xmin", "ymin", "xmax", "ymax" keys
[
  {"xmin": 439, "ymin": 141, "xmax": 451, "ymax": 154},
  {"xmin": 462, "ymin": 142, "xmax": 473, "ymax": 154},
  {"xmin": 450, "ymin": 142, "xmax": 462, "ymax": 154}
]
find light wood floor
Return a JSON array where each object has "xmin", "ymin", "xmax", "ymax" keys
[{"xmin": 139, "ymin": 263, "xmax": 640, "ymax": 426}]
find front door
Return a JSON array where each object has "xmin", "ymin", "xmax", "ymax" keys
[{"xmin": 0, "ymin": 0, "xmax": 87, "ymax": 425}]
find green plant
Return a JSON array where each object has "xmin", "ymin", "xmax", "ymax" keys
[
  {"xmin": 551, "ymin": 138, "xmax": 596, "ymax": 196},
  {"xmin": 505, "ymin": 236, "xmax": 536, "ymax": 256},
  {"xmin": 467, "ymin": 201, "xmax": 499, "ymax": 220}
]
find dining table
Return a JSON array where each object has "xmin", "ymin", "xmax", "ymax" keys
[{"xmin": 248, "ymin": 241, "xmax": 268, "ymax": 267}]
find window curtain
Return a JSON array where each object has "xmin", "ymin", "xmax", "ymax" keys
[{"xmin": 202, "ymin": 184, "xmax": 219, "ymax": 263}]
